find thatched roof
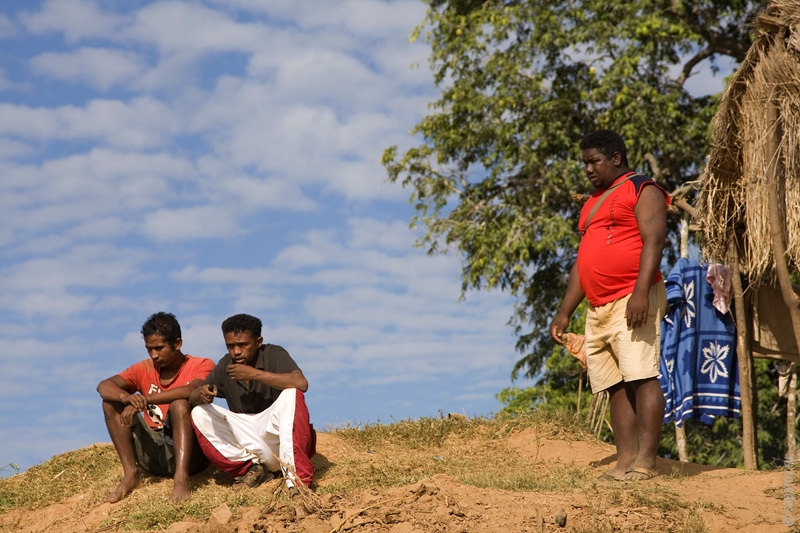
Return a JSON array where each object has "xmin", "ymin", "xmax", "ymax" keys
[{"xmin": 698, "ymin": 0, "xmax": 800, "ymax": 286}]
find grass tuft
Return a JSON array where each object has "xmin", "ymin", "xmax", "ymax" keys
[
  {"xmin": 0, "ymin": 444, "xmax": 118, "ymax": 512},
  {"xmin": 0, "ymin": 411, "xmax": 722, "ymax": 532},
  {"xmin": 325, "ymin": 411, "xmax": 595, "ymax": 494}
]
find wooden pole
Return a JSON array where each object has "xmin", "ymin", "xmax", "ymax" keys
[
  {"xmin": 673, "ymin": 212, "xmax": 690, "ymax": 462},
  {"xmin": 765, "ymin": 100, "xmax": 800, "ymax": 465},
  {"xmin": 788, "ymin": 366, "xmax": 797, "ymax": 462},
  {"xmin": 729, "ymin": 238, "xmax": 758, "ymax": 470}
]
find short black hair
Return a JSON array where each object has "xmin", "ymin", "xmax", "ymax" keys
[
  {"xmin": 141, "ymin": 312, "xmax": 182, "ymax": 348},
  {"xmin": 579, "ymin": 130, "xmax": 629, "ymax": 166},
  {"xmin": 221, "ymin": 314, "xmax": 262, "ymax": 338}
]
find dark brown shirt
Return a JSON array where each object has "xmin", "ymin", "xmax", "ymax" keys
[{"xmin": 203, "ymin": 344, "xmax": 300, "ymax": 413}]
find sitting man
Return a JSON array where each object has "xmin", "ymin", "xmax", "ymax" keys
[
  {"xmin": 189, "ymin": 313, "xmax": 316, "ymax": 490},
  {"xmin": 97, "ymin": 312, "xmax": 215, "ymax": 502}
]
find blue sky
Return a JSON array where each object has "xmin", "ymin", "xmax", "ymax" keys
[
  {"xmin": 0, "ymin": 0, "xmax": 732, "ymax": 475},
  {"xmin": 0, "ymin": 0, "xmax": 529, "ymax": 475}
]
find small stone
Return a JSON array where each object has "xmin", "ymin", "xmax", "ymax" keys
[
  {"xmin": 554, "ymin": 508, "xmax": 567, "ymax": 528},
  {"xmin": 210, "ymin": 503, "xmax": 233, "ymax": 526}
]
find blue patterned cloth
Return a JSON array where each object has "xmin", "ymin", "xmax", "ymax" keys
[{"xmin": 658, "ymin": 258, "xmax": 741, "ymax": 427}]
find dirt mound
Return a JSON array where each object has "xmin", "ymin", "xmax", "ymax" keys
[{"xmin": 1, "ymin": 428, "xmax": 794, "ymax": 532}]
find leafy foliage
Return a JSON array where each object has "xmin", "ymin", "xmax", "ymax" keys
[{"xmin": 383, "ymin": 0, "xmax": 766, "ymax": 379}]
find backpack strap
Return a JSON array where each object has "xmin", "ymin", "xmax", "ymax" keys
[{"xmin": 582, "ymin": 174, "xmax": 643, "ymax": 234}]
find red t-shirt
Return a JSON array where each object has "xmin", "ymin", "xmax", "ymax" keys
[
  {"xmin": 118, "ymin": 355, "xmax": 215, "ymax": 429},
  {"xmin": 577, "ymin": 172, "xmax": 669, "ymax": 307}
]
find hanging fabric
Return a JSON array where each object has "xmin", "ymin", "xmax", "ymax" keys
[{"xmin": 658, "ymin": 258, "xmax": 741, "ymax": 427}]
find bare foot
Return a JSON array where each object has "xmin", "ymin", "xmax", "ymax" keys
[
  {"xmin": 623, "ymin": 465, "xmax": 658, "ymax": 481},
  {"xmin": 106, "ymin": 472, "xmax": 142, "ymax": 503},
  {"xmin": 169, "ymin": 484, "xmax": 191, "ymax": 502},
  {"xmin": 599, "ymin": 466, "xmax": 627, "ymax": 480},
  {"xmin": 597, "ymin": 469, "xmax": 625, "ymax": 481},
  {"xmin": 169, "ymin": 473, "xmax": 191, "ymax": 502}
]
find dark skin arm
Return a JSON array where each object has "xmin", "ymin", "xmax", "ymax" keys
[
  {"xmin": 626, "ymin": 185, "xmax": 667, "ymax": 329},
  {"xmin": 189, "ymin": 369, "xmax": 308, "ymax": 406},
  {"xmin": 550, "ymin": 262, "xmax": 585, "ymax": 345},
  {"xmin": 189, "ymin": 383, "xmax": 216, "ymax": 407},
  {"xmin": 97, "ymin": 375, "xmax": 204, "ymax": 426},
  {"xmin": 226, "ymin": 366, "xmax": 308, "ymax": 392},
  {"xmin": 98, "ymin": 375, "xmax": 145, "ymax": 409}
]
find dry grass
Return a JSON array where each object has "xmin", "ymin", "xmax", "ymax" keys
[
  {"xmin": 0, "ymin": 410, "xmax": 714, "ymax": 532},
  {"xmin": 0, "ymin": 445, "xmax": 291, "ymax": 530},
  {"xmin": 699, "ymin": 0, "xmax": 800, "ymax": 282},
  {"xmin": 0, "ymin": 443, "xmax": 118, "ymax": 512},
  {"xmin": 324, "ymin": 409, "xmax": 594, "ymax": 494}
]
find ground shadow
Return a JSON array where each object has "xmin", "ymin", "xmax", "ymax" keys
[
  {"xmin": 311, "ymin": 452, "xmax": 333, "ymax": 482},
  {"xmin": 590, "ymin": 453, "xmax": 727, "ymax": 477}
]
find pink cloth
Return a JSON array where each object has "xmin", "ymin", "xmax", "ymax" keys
[{"xmin": 705, "ymin": 264, "xmax": 732, "ymax": 315}]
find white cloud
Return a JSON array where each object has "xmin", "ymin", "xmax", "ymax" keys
[
  {"xmin": 0, "ymin": 149, "xmax": 195, "ymax": 248},
  {"xmin": 141, "ymin": 205, "xmax": 242, "ymax": 241},
  {"xmin": 0, "ymin": 97, "xmax": 180, "ymax": 148},
  {"xmin": 20, "ymin": 0, "xmax": 123, "ymax": 42},
  {"xmin": 31, "ymin": 47, "xmax": 146, "ymax": 91},
  {"xmin": 129, "ymin": 1, "xmax": 266, "ymax": 56},
  {"xmin": 0, "ymin": 14, "xmax": 14, "ymax": 39},
  {"xmin": 209, "ymin": 0, "xmax": 425, "ymax": 37},
  {"xmin": 304, "ymin": 0, "xmax": 425, "ymax": 37},
  {"xmin": 187, "ymin": 79, "xmax": 423, "ymax": 201},
  {"xmin": 169, "ymin": 217, "xmax": 517, "ymax": 386},
  {"xmin": 220, "ymin": 176, "xmax": 317, "ymax": 211},
  {"xmin": 0, "ymin": 68, "xmax": 11, "ymax": 91},
  {"xmin": 0, "ymin": 244, "xmax": 146, "ymax": 296},
  {"xmin": 0, "ymin": 138, "xmax": 35, "ymax": 159}
]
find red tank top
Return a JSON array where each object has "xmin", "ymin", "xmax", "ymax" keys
[{"xmin": 576, "ymin": 173, "xmax": 669, "ymax": 307}]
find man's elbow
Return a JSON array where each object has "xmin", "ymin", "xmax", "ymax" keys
[{"xmin": 297, "ymin": 377, "xmax": 309, "ymax": 393}]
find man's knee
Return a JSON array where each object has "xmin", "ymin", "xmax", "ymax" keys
[
  {"xmin": 274, "ymin": 388, "xmax": 300, "ymax": 407},
  {"xmin": 169, "ymin": 399, "xmax": 191, "ymax": 419},
  {"xmin": 102, "ymin": 399, "xmax": 124, "ymax": 421},
  {"xmin": 191, "ymin": 403, "xmax": 210, "ymax": 424}
]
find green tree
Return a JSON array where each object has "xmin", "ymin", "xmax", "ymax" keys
[{"xmin": 383, "ymin": 0, "xmax": 766, "ymax": 381}]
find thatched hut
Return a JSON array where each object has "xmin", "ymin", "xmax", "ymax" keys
[
  {"xmin": 700, "ymin": 0, "xmax": 800, "ymax": 282},
  {"xmin": 697, "ymin": 0, "xmax": 800, "ymax": 469}
]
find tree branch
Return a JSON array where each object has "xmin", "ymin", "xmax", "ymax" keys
[
  {"xmin": 643, "ymin": 153, "xmax": 663, "ymax": 182},
  {"xmin": 675, "ymin": 47, "xmax": 715, "ymax": 88}
]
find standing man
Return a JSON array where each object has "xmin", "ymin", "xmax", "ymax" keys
[
  {"xmin": 98, "ymin": 312, "xmax": 215, "ymax": 502},
  {"xmin": 189, "ymin": 314, "xmax": 316, "ymax": 490},
  {"xmin": 550, "ymin": 130, "xmax": 668, "ymax": 481}
]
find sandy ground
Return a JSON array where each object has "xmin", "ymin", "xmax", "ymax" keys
[{"xmin": 2, "ymin": 431, "xmax": 795, "ymax": 533}]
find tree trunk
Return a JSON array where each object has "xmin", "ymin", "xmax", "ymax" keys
[
  {"xmin": 766, "ymin": 100, "xmax": 800, "ymax": 466},
  {"xmin": 788, "ymin": 366, "xmax": 797, "ymax": 462},
  {"xmin": 729, "ymin": 239, "xmax": 758, "ymax": 470},
  {"xmin": 674, "ymin": 212, "xmax": 690, "ymax": 462}
]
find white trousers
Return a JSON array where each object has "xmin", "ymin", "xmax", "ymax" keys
[{"xmin": 192, "ymin": 388, "xmax": 299, "ymax": 486}]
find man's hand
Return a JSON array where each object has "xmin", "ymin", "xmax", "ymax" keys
[
  {"xmin": 120, "ymin": 405, "xmax": 139, "ymax": 427},
  {"xmin": 625, "ymin": 290, "xmax": 649, "ymax": 329},
  {"xmin": 123, "ymin": 392, "xmax": 148, "ymax": 411},
  {"xmin": 193, "ymin": 384, "xmax": 217, "ymax": 405},
  {"xmin": 550, "ymin": 263, "xmax": 584, "ymax": 347},
  {"xmin": 550, "ymin": 314, "xmax": 569, "ymax": 345},
  {"xmin": 227, "ymin": 363, "xmax": 260, "ymax": 381}
]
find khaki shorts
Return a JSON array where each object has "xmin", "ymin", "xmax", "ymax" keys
[{"xmin": 584, "ymin": 280, "xmax": 667, "ymax": 393}]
